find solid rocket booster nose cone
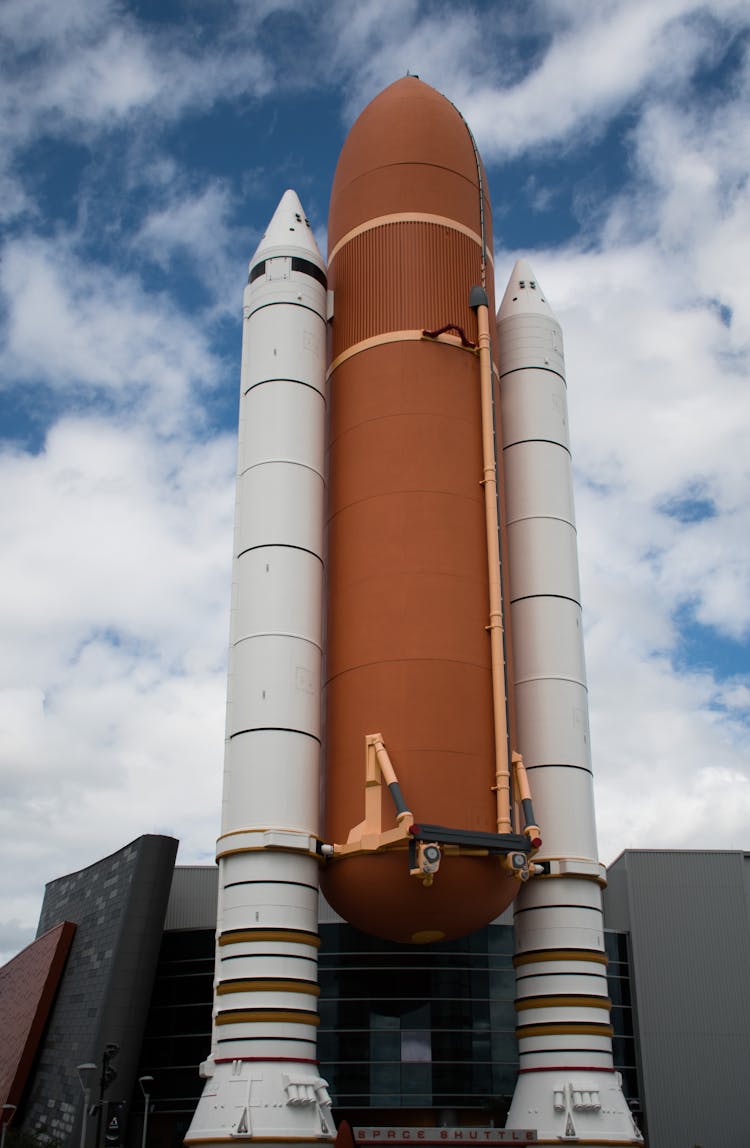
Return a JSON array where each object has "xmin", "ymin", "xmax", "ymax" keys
[
  {"xmin": 497, "ymin": 257, "xmax": 556, "ymax": 321},
  {"xmin": 249, "ymin": 188, "xmax": 325, "ymax": 270}
]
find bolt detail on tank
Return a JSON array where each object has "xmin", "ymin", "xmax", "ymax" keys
[{"xmin": 186, "ymin": 77, "xmax": 642, "ymax": 1148}]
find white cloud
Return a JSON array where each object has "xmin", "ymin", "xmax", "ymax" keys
[
  {"xmin": 572, "ymin": 487, "xmax": 750, "ymax": 861},
  {"xmin": 0, "ymin": 235, "xmax": 223, "ymax": 428},
  {"xmin": 0, "ymin": 414, "xmax": 235, "ymax": 962},
  {"xmin": 472, "ymin": 0, "xmax": 748, "ymax": 157},
  {"xmin": 319, "ymin": 0, "xmax": 750, "ymax": 158},
  {"xmin": 0, "ymin": 171, "xmax": 33, "ymax": 225},
  {"xmin": 489, "ymin": 17, "xmax": 750, "ymax": 860},
  {"xmin": 41, "ymin": 25, "xmax": 162, "ymax": 121},
  {"xmin": 0, "ymin": 0, "xmax": 160, "ymax": 152},
  {"xmin": 0, "ymin": 0, "xmax": 115, "ymax": 49},
  {"xmin": 593, "ymin": 664, "xmax": 750, "ymax": 859},
  {"xmin": 1, "ymin": 0, "xmax": 750, "ymax": 964},
  {"xmin": 0, "ymin": 417, "xmax": 234, "ymax": 673},
  {"xmin": 0, "ymin": 0, "xmax": 277, "ymax": 234},
  {"xmin": 327, "ymin": 0, "xmax": 485, "ymax": 115},
  {"xmin": 506, "ymin": 235, "xmax": 750, "ymax": 846},
  {"xmin": 0, "ymin": 0, "xmax": 291, "ymax": 140},
  {"xmin": 626, "ymin": 91, "xmax": 750, "ymax": 345},
  {"xmin": 133, "ymin": 181, "xmax": 248, "ymax": 314}
]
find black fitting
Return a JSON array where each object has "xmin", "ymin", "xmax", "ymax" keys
[
  {"xmin": 387, "ymin": 781, "xmax": 410, "ymax": 817},
  {"xmin": 469, "ymin": 285, "xmax": 489, "ymax": 310},
  {"xmin": 409, "ymin": 822, "xmax": 532, "ymax": 854},
  {"xmin": 521, "ymin": 797, "xmax": 536, "ymax": 828}
]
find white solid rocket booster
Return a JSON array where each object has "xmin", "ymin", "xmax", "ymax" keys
[
  {"xmin": 185, "ymin": 190, "xmax": 334, "ymax": 1148},
  {"xmin": 497, "ymin": 261, "xmax": 641, "ymax": 1142}
]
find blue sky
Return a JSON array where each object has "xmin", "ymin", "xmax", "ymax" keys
[{"xmin": 1, "ymin": 0, "xmax": 749, "ymax": 963}]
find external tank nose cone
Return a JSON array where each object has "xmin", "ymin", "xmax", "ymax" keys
[
  {"xmin": 497, "ymin": 258, "xmax": 556, "ymax": 321},
  {"xmin": 328, "ymin": 75, "xmax": 493, "ymax": 255}
]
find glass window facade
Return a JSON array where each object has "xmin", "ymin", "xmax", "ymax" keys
[
  {"xmin": 318, "ymin": 922, "xmax": 518, "ymax": 1124},
  {"xmin": 133, "ymin": 929, "xmax": 215, "ymax": 1148},
  {"xmin": 604, "ymin": 930, "xmax": 640, "ymax": 1108},
  {"xmin": 133, "ymin": 920, "xmax": 640, "ymax": 1139}
]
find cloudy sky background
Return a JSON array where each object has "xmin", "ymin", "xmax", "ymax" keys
[{"xmin": 1, "ymin": 0, "xmax": 749, "ymax": 963}]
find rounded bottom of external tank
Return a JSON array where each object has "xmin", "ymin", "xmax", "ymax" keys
[{"xmin": 321, "ymin": 852, "xmax": 518, "ymax": 943}]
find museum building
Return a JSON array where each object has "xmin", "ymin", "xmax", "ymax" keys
[{"xmin": 2, "ymin": 836, "xmax": 749, "ymax": 1148}]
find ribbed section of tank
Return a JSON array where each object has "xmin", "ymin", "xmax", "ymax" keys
[{"xmin": 328, "ymin": 220, "xmax": 482, "ymax": 361}]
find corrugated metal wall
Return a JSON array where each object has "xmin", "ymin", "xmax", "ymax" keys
[
  {"xmin": 164, "ymin": 865, "xmax": 218, "ymax": 931},
  {"xmin": 329, "ymin": 222, "xmax": 483, "ymax": 359}
]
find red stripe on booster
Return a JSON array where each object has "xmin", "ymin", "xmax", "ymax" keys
[
  {"xmin": 214, "ymin": 1056, "xmax": 319, "ymax": 1065},
  {"xmin": 519, "ymin": 1064, "xmax": 616, "ymax": 1074}
]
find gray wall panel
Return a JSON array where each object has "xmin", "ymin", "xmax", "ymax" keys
[
  {"xmin": 605, "ymin": 850, "xmax": 750, "ymax": 1148},
  {"xmin": 602, "ymin": 852, "xmax": 631, "ymax": 931}
]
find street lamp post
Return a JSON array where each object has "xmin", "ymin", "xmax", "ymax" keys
[
  {"xmin": 95, "ymin": 1043, "xmax": 119, "ymax": 1148},
  {"xmin": 77, "ymin": 1063, "xmax": 97, "ymax": 1148},
  {"xmin": 1, "ymin": 1104, "xmax": 17, "ymax": 1148},
  {"xmin": 138, "ymin": 1077, "xmax": 153, "ymax": 1148}
]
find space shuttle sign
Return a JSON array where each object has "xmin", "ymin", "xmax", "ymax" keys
[{"xmin": 353, "ymin": 1131, "xmax": 537, "ymax": 1144}]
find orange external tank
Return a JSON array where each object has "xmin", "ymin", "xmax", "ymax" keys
[{"xmin": 322, "ymin": 77, "xmax": 518, "ymax": 944}]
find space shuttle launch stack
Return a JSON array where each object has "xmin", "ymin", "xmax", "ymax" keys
[{"xmin": 185, "ymin": 77, "xmax": 641, "ymax": 1148}]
